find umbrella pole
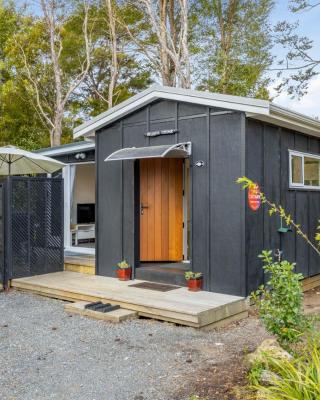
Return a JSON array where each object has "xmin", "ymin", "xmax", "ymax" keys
[{"xmin": 8, "ymin": 155, "xmax": 11, "ymax": 176}]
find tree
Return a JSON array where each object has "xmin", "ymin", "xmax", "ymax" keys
[
  {"xmin": 1, "ymin": 0, "xmax": 151, "ymax": 149},
  {"xmin": 274, "ymin": 0, "xmax": 320, "ymax": 97},
  {"xmin": 122, "ymin": 0, "xmax": 191, "ymax": 88},
  {"xmin": 9, "ymin": 0, "xmax": 93, "ymax": 147},
  {"xmin": 191, "ymin": 0, "xmax": 274, "ymax": 99},
  {"xmin": 0, "ymin": 2, "xmax": 50, "ymax": 149},
  {"xmin": 77, "ymin": 0, "xmax": 152, "ymax": 116}
]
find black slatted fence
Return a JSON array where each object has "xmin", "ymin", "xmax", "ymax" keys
[{"xmin": 1, "ymin": 177, "xmax": 64, "ymax": 287}]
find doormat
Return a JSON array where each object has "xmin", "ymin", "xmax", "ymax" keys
[
  {"xmin": 84, "ymin": 301, "xmax": 120, "ymax": 313},
  {"xmin": 129, "ymin": 282, "xmax": 180, "ymax": 292}
]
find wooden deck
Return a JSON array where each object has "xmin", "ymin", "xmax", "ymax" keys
[{"xmin": 11, "ymin": 271, "xmax": 248, "ymax": 329}]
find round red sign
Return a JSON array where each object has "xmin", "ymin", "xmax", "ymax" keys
[{"xmin": 248, "ymin": 184, "xmax": 261, "ymax": 211}]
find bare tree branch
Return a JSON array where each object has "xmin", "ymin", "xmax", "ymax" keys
[{"xmin": 18, "ymin": 42, "xmax": 55, "ymax": 131}]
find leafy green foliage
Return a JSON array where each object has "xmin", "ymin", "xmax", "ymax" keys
[
  {"xmin": 247, "ymin": 360, "xmax": 264, "ymax": 386},
  {"xmin": 252, "ymin": 250, "xmax": 309, "ymax": 344},
  {"xmin": 184, "ymin": 271, "xmax": 203, "ymax": 280},
  {"xmin": 254, "ymin": 340, "xmax": 320, "ymax": 399},
  {"xmin": 188, "ymin": 396, "xmax": 207, "ymax": 400},
  {"xmin": 190, "ymin": 0, "xmax": 274, "ymax": 99},
  {"xmin": 117, "ymin": 260, "xmax": 130, "ymax": 269}
]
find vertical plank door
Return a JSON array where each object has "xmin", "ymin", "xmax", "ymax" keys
[{"xmin": 140, "ymin": 158, "xmax": 183, "ymax": 261}]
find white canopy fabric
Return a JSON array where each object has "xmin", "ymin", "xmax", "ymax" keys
[
  {"xmin": 105, "ymin": 142, "xmax": 191, "ymax": 162},
  {"xmin": 0, "ymin": 145, "xmax": 66, "ymax": 175}
]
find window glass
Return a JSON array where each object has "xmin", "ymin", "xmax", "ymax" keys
[
  {"xmin": 304, "ymin": 156, "xmax": 320, "ymax": 186},
  {"xmin": 291, "ymin": 155, "xmax": 303, "ymax": 184}
]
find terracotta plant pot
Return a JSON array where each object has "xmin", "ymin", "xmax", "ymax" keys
[
  {"xmin": 116, "ymin": 267, "xmax": 132, "ymax": 281},
  {"xmin": 187, "ymin": 278, "xmax": 203, "ymax": 292}
]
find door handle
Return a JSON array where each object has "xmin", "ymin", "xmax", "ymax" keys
[{"xmin": 140, "ymin": 203, "xmax": 149, "ymax": 215}]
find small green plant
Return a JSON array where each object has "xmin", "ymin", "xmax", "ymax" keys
[
  {"xmin": 117, "ymin": 260, "xmax": 130, "ymax": 269},
  {"xmin": 254, "ymin": 341, "xmax": 320, "ymax": 399},
  {"xmin": 188, "ymin": 396, "xmax": 207, "ymax": 400},
  {"xmin": 247, "ymin": 360, "xmax": 264, "ymax": 386},
  {"xmin": 184, "ymin": 271, "xmax": 203, "ymax": 280},
  {"xmin": 251, "ymin": 250, "xmax": 309, "ymax": 344}
]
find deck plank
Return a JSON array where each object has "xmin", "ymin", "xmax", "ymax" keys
[{"xmin": 11, "ymin": 271, "xmax": 247, "ymax": 328}]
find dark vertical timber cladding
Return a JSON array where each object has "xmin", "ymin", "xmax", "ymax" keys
[
  {"xmin": 308, "ymin": 137, "xmax": 320, "ymax": 275},
  {"xmin": 294, "ymin": 133, "xmax": 309, "ymax": 275},
  {"xmin": 263, "ymin": 125, "xmax": 281, "ymax": 261},
  {"xmin": 245, "ymin": 120, "xmax": 264, "ymax": 293},
  {"xmin": 178, "ymin": 106, "xmax": 209, "ymax": 289},
  {"xmin": 96, "ymin": 122, "xmax": 122, "ymax": 276},
  {"xmin": 246, "ymin": 118, "xmax": 320, "ymax": 294},
  {"xmin": 210, "ymin": 112, "xmax": 244, "ymax": 295},
  {"xmin": 96, "ymin": 99, "xmax": 246, "ymax": 294},
  {"xmin": 280, "ymin": 129, "xmax": 296, "ymax": 264}
]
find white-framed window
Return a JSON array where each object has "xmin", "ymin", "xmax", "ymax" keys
[{"xmin": 289, "ymin": 150, "xmax": 320, "ymax": 189}]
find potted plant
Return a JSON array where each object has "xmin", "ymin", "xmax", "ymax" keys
[
  {"xmin": 116, "ymin": 260, "xmax": 132, "ymax": 281},
  {"xmin": 185, "ymin": 271, "xmax": 203, "ymax": 292}
]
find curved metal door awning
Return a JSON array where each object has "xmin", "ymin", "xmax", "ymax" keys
[{"xmin": 104, "ymin": 142, "xmax": 191, "ymax": 162}]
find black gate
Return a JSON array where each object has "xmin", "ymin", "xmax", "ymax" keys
[{"xmin": 1, "ymin": 176, "xmax": 64, "ymax": 287}]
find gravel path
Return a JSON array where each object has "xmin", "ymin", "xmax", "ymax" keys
[{"xmin": 0, "ymin": 291, "xmax": 268, "ymax": 400}]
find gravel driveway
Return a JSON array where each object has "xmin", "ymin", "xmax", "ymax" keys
[{"xmin": 0, "ymin": 291, "xmax": 268, "ymax": 400}]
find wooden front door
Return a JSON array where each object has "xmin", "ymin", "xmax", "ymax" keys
[{"xmin": 140, "ymin": 158, "xmax": 183, "ymax": 262}]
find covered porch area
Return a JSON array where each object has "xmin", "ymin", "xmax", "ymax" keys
[{"xmin": 11, "ymin": 271, "xmax": 248, "ymax": 329}]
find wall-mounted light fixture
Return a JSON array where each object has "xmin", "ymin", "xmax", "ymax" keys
[{"xmin": 74, "ymin": 152, "xmax": 86, "ymax": 160}]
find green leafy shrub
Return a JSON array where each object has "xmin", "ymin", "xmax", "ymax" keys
[
  {"xmin": 252, "ymin": 250, "xmax": 309, "ymax": 344},
  {"xmin": 254, "ymin": 341, "xmax": 320, "ymax": 400}
]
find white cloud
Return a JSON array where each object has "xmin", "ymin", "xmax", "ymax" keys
[{"xmin": 270, "ymin": 77, "xmax": 320, "ymax": 119}]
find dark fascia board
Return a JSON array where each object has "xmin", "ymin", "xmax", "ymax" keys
[{"xmin": 73, "ymin": 85, "xmax": 320, "ymax": 139}]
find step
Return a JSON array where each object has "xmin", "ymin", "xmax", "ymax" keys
[
  {"xmin": 64, "ymin": 255, "xmax": 95, "ymax": 267},
  {"xmin": 135, "ymin": 265, "xmax": 188, "ymax": 286},
  {"xmin": 64, "ymin": 301, "xmax": 138, "ymax": 323},
  {"xmin": 64, "ymin": 263, "xmax": 95, "ymax": 275}
]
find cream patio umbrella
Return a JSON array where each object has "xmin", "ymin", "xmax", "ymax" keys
[{"xmin": 0, "ymin": 145, "xmax": 65, "ymax": 175}]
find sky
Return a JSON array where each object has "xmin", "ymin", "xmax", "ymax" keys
[{"xmin": 269, "ymin": 1, "xmax": 320, "ymax": 117}]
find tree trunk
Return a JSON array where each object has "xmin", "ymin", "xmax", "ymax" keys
[
  {"xmin": 51, "ymin": 112, "xmax": 63, "ymax": 147},
  {"xmin": 106, "ymin": 0, "xmax": 118, "ymax": 108}
]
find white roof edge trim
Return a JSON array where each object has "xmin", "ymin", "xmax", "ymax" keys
[
  {"xmin": 270, "ymin": 103, "xmax": 320, "ymax": 128},
  {"xmin": 104, "ymin": 142, "xmax": 191, "ymax": 162},
  {"xmin": 74, "ymin": 86, "xmax": 270, "ymax": 139},
  {"xmin": 246, "ymin": 110, "xmax": 320, "ymax": 137},
  {"xmin": 39, "ymin": 142, "xmax": 95, "ymax": 156}
]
